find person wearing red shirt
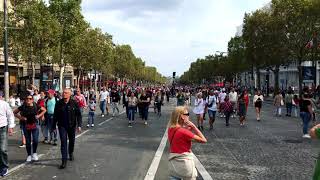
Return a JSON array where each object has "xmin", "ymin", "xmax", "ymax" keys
[
  {"xmin": 168, "ymin": 106, "xmax": 207, "ymax": 180},
  {"xmin": 244, "ymin": 90, "xmax": 249, "ymax": 112}
]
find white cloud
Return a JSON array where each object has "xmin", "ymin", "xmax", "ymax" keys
[{"xmin": 82, "ymin": 0, "xmax": 270, "ymax": 76}]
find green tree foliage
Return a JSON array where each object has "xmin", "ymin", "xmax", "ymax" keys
[{"xmin": 2, "ymin": 0, "xmax": 165, "ymax": 87}]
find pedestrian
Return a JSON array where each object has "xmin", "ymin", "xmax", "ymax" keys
[
  {"xmin": 139, "ymin": 91, "xmax": 151, "ymax": 125},
  {"xmin": 309, "ymin": 124, "xmax": 320, "ymax": 179},
  {"xmin": 293, "ymin": 94, "xmax": 300, "ymax": 117},
  {"xmin": 166, "ymin": 89, "xmax": 170, "ymax": 103},
  {"xmin": 53, "ymin": 88, "xmax": 82, "ymax": 169},
  {"xmin": 238, "ymin": 93, "xmax": 247, "ymax": 126},
  {"xmin": 285, "ymin": 90, "xmax": 294, "ymax": 117},
  {"xmin": 14, "ymin": 94, "xmax": 46, "ymax": 162},
  {"xmin": 274, "ymin": 91, "xmax": 284, "ymax": 117},
  {"xmin": 222, "ymin": 96, "xmax": 233, "ymax": 127},
  {"xmin": 229, "ymin": 88, "xmax": 238, "ymax": 118},
  {"xmin": 99, "ymin": 87, "xmax": 109, "ymax": 117},
  {"xmin": 193, "ymin": 93, "xmax": 205, "ymax": 130},
  {"xmin": 37, "ymin": 91, "xmax": 48, "ymax": 144},
  {"xmin": 185, "ymin": 90, "xmax": 191, "ymax": 105},
  {"xmin": 244, "ymin": 90, "xmax": 249, "ymax": 113},
  {"xmin": 0, "ymin": 91, "xmax": 15, "ymax": 177},
  {"xmin": 155, "ymin": 91, "xmax": 164, "ymax": 116},
  {"xmin": 110, "ymin": 88, "xmax": 120, "ymax": 117},
  {"xmin": 9, "ymin": 95, "xmax": 15, "ymax": 108},
  {"xmin": 128, "ymin": 92, "xmax": 138, "ymax": 127},
  {"xmin": 74, "ymin": 88, "xmax": 87, "ymax": 116},
  {"xmin": 218, "ymin": 89, "xmax": 227, "ymax": 118},
  {"xmin": 45, "ymin": 90, "xmax": 58, "ymax": 145},
  {"xmin": 300, "ymin": 93, "xmax": 313, "ymax": 138},
  {"xmin": 176, "ymin": 90, "xmax": 185, "ymax": 106},
  {"xmin": 253, "ymin": 90, "xmax": 264, "ymax": 121},
  {"xmin": 84, "ymin": 89, "xmax": 89, "ymax": 103},
  {"xmin": 206, "ymin": 90, "xmax": 217, "ymax": 130},
  {"xmin": 123, "ymin": 89, "xmax": 129, "ymax": 118},
  {"xmin": 87, "ymin": 98, "xmax": 96, "ymax": 127},
  {"xmin": 33, "ymin": 89, "xmax": 40, "ymax": 104},
  {"xmin": 168, "ymin": 106, "xmax": 207, "ymax": 180}
]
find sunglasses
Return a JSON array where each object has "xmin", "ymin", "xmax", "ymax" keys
[{"xmin": 183, "ymin": 113, "xmax": 190, "ymax": 116}]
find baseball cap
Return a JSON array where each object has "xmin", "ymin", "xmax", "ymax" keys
[{"xmin": 47, "ymin": 89, "xmax": 55, "ymax": 95}]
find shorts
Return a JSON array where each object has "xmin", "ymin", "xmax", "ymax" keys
[{"xmin": 208, "ymin": 110, "xmax": 216, "ymax": 118}]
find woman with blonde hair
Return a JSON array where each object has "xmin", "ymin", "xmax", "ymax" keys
[
  {"xmin": 193, "ymin": 93, "xmax": 206, "ymax": 130},
  {"xmin": 168, "ymin": 106, "xmax": 207, "ymax": 180}
]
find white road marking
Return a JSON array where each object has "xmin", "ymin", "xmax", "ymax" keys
[
  {"xmin": 144, "ymin": 126, "xmax": 213, "ymax": 180},
  {"xmin": 76, "ymin": 129, "xmax": 90, "ymax": 138},
  {"xmin": 7, "ymin": 154, "xmax": 45, "ymax": 176},
  {"xmin": 98, "ymin": 118, "xmax": 113, "ymax": 126},
  {"xmin": 193, "ymin": 154, "xmax": 213, "ymax": 180},
  {"xmin": 144, "ymin": 127, "xmax": 168, "ymax": 180}
]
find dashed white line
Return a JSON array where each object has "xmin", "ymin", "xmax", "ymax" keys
[
  {"xmin": 145, "ymin": 126, "xmax": 213, "ymax": 180},
  {"xmin": 75, "ymin": 129, "xmax": 90, "ymax": 138},
  {"xmin": 193, "ymin": 154, "xmax": 213, "ymax": 180},
  {"xmin": 7, "ymin": 154, "xmax": 45, "ymax": 176},
  {"xmin": 144, "ymin": 127, "xmax": 168, "ymax": 180},
  {"xmin": 98, "ymin": 118, "xmax": 113, "ymax": 126}
]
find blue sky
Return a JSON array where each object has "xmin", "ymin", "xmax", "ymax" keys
[{"xmin": 81, "ymin": 0, "xmax": 270, "ymax": 77}]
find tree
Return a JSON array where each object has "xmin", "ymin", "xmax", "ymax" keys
[{"xmin": 49, "ymin": 0, "xmax": 87, "ymax": 92}]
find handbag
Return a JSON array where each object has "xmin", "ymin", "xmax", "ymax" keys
[
  {"xmin": 168, "ymin": 127, "xmax": 197, "ymax": 179},
  {"xmin": 280, "ymin": 99, "xmax": 284, "ymax": 106}
]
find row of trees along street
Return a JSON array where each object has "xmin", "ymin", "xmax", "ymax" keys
[
  {"xmin": 0, "ymin": 0, "xmax": 166, "ymax": 92},
  {"xmin": 180, "ymin": 0, "xmax": 320, "ymax": 93}
]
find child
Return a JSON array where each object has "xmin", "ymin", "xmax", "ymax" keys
[{"xmin": 87, "ymin": 98, "xmax": 96, "ymax": 127}]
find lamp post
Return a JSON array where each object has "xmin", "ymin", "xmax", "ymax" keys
[{"xmin": 3, "ymin": 0, "xmax": 9, "ymax": 101}]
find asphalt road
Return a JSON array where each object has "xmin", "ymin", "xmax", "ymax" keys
[{"xmin": 5, "ymin": 98, "xmax": 320, "ymax": 180}]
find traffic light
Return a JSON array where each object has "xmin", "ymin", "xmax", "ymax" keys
[{"xmin": 173, "ymin": 72, "xmax": 176, "ymax": 79}]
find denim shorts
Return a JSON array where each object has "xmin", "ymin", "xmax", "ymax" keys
[{"xmin": 208, "ymin": 110, "xmax": 216, "ymax": 118}]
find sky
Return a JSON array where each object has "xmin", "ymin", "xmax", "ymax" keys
[{"xmin": 81, "ymin": 0, "xmax": 270, "ymax": 77}]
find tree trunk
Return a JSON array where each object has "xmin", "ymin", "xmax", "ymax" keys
[
  {"xmin": 77, "ymin": 68, "xmax": 81, "ymax": 89},
  {"xmin": 32, "ymin": 61, "xmax": 35, "ymax": 86},
  {"xmin": 274, "ymin": 65, "xmax": 280, "ymax": 94},
  {"xmin": 94, "ymin": 70, "xmax": 97, "ymax": 97},
  {"xmin": 256, "ymin": 67, "xmax": 261, "ymax": 90}
]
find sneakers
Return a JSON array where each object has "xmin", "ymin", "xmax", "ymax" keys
[
  {"xmin": 19, "ymin": 144, "xmax": 26, "ymax": 148},
  {"xmin": 26, "ymin": 155, "xmax": 32, "ymax": 162},
  {"xmin": 128, "ymin": 122, "xmax": 132, "ymax": 127},
  {"xmin": 87, "ymin": 124, "xmax": 90, "ymax": 127},
  {"xmin": 91, "ymin": 124, "xmax": 94, "ymax": 127},
  {"xmin": 52, "ymin": 141, "xmax": 58, "ymax": 146},
  {"xmin": 43, "ymin": 140, "xmax": 49, "ymax": 144},
  {"xmin": 303, "ymin": 134, "xmax": 311, "ymax": 138},
  {"xmin": 144, "ymin": 121, "xmax": 148, "ymax": 125},
  {"xmin": 101, "ymin": 114, "xmax": 105, "ymax": 117},
  {"xmin": 32, "ymin": 153, "xmax": 39, "ymax": 161},
  {"xmin": 0, "ymin": 168, "xmax": 8, "ymax": 177}
]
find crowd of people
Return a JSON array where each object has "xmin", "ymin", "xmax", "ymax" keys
[{"xmin": 1, "ymin": 83, "xmax": 320, "ymax": 179}]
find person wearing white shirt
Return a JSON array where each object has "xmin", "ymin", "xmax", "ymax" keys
[
  {"xmin": 218, "ymin": 90, "xmax": 227, "ymax": 117},
  {"xmin": 99, "ymin": 87, "xmax": 109, "ymax": 117},
  {"xmin": 229, "ymin": 88, "xmax": 238, "ymax": 118},
  {"xmin": 253, "ymin": 90, "xmax": 264, "ymax": 121},
  {"xmin": 0, "ymin": 91, "xmax": 15, "ymax": 176},
  {"xmin": 33, "ymin": 89, "xmax": 40, "ymax": 103},
  {"xmin": 206, "ymin": 90, "xmax": 217, "ymax": 130},
  {"xmin": 9, "ymin": 95, "xmax": 16, "ymax": 108},
  {"xmin": 193, "ymin": 93, "xmax": 206, "ymax": 131}
]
